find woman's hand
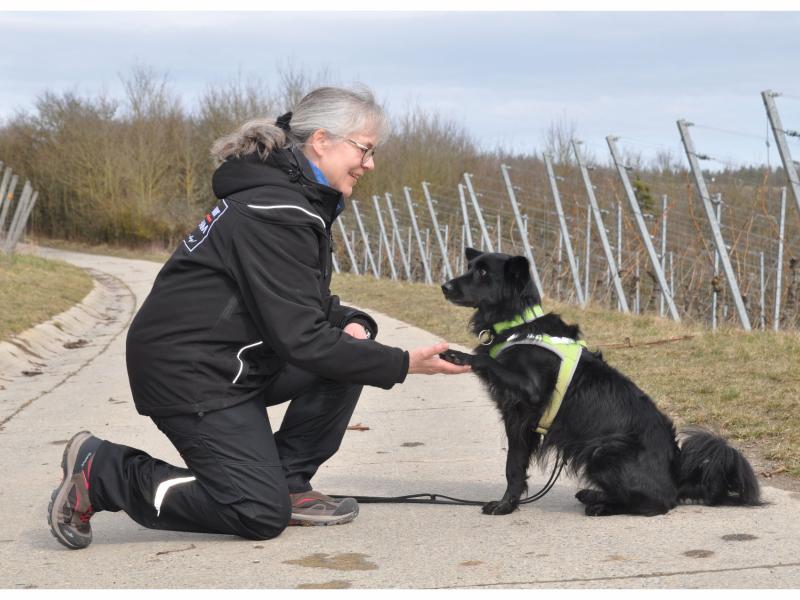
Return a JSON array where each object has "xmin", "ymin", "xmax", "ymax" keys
[
  {"xmin": 408, "ymin": 342, "xmax": 472, "ymax": 375},
  {"xmin": 341, "ymin": 325, "xmax": 469, "ymax": 375},
  {"xmin": 343, "ymin": 322, "xmax": 370, "ymax": 339}
]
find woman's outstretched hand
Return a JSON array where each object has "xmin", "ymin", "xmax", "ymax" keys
[{"xmin": 408, "ymin": 342, "xmax": 472, "ymax": 375}]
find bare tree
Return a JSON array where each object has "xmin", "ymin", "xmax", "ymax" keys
[
  {"xmin": 275, "ymin": 59, "xmax": 335, "ymax": 110},
  {"xmin": 541, "ymin": 116, "xmax": 578, "ymax": 165}
]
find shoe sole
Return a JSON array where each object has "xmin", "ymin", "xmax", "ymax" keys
[
  {"xmin": 289, "ymin": 502, "xmax": 359, "ymax": 527},
  {"xmin": 47, "ymin": 431, "xmax": 93, "ymax": 549}
]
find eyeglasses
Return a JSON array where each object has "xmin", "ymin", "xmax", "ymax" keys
[{"xmin": 344, "ymin": 138, "xmax": 376, "ymax": 166}]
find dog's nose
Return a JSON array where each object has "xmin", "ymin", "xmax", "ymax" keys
[{"xmin": 441, "ymin": 282, "xmax": 453, "ymax": 295}]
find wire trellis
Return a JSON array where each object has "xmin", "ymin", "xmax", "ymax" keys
[{"xmin": 332, "ymin": 97, "xmax": 800, "ymax": 332}]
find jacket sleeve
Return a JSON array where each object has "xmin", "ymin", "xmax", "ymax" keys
[
  {"xmin": 227, "ymin": 213, "xmax": 407, "ymax": 388},
  {"xmin": 322, "ymin": 293, "xmax": 379, "ymax": 339}
]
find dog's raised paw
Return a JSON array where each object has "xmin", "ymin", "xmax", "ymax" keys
[
  {"xmin": 481, "ymin": 500, "xmax": 517, "ymax": 515},
  {"xmin": 439, "ymin": 350, "xmax": 472, "ymax": 366}
]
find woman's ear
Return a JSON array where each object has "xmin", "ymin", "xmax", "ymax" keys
[{"xmin": 306, "ymin": 128, "xmax": 329, "ymax": 160}]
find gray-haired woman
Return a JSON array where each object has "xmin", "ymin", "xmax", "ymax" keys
[{"xmin": 48, "ymin": 86, "xmax": 470, "ymax": 549}]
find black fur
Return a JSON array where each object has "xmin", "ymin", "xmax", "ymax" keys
[{"xmin": 440, "ymin": 249, "xmax": 761, "ymax": 517}]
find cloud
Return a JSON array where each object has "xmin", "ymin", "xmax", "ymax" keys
[{"xmin": 1, "ymin": 11, "xmax": 799, "ymax": 166}]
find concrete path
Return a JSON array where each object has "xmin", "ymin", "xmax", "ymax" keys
[{"xmin": 1, "ymin": 246, "xmax": 799, "ymax": 589}]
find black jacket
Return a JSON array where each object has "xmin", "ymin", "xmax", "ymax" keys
[{"xmin": 126, "ymin": 147, "xmax": 409, "ymax": 417}]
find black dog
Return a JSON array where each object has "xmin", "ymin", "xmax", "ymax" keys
[{"xmin": 440, "ymin": 248, "xmax": 760, "ymax": 517}]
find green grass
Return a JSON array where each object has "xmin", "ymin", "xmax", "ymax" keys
[
  {"xmin": 332, "ymin": 272, "xmax": 800, "ymax": 478},
  {"xmin": 0, "ymin": 254, "xmax": 94, "ymax": 341}
]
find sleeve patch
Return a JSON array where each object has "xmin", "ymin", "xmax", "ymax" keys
[{"xmin": 183, "ymin": 199, "xmax": 229, "ymax": 253}]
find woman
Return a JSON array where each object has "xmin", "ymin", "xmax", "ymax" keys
[{"xmin": 47, "ymin": 86, "xmax": 470, "ymax": 549}]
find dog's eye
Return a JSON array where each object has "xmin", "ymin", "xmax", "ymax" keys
[{"xmin": 478, "ymin": 267, "xmax": 488, "ymax": 278}]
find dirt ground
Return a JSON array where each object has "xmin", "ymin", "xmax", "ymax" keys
[{"xmin": 742, "ymin": 441, "xmax": 800, "ymax": 493}]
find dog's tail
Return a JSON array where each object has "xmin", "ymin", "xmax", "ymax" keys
[{"xmin": 676, "ymin": 427, "xmax": 761, "ymax": 506}]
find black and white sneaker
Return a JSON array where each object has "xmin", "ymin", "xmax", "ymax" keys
[{"xmin": 48, "ymin": 431, "xmax": 102, "ymax": 549}]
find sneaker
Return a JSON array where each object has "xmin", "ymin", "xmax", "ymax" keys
[
  {"xmin": 48, "ymin": 431, "xmax": 102, "ymax": 549},
  {"xmin": 289, "ymin": 490, "xmax": 359, "ymax": 526}
]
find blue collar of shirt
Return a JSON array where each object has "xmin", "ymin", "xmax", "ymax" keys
[
  {"xmin": 306, "ymin": 156, "xmax": 344, "ymax": 215},
  {"xmin": 309, "ymin": 161, "xmax": 330, "ymax": 186}
]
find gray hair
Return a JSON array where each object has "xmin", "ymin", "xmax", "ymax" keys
[{"xmin": 210, "ymin": 85, "xmax": 389, "ymax": 164}]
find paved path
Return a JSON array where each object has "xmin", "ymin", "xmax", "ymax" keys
[{"xmin": 1, "ymin": 246, "xmax": 799, "ymax": 589}]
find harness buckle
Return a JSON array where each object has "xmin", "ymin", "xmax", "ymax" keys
[{"xmin": 478, "ymin": 329, "xmax": 494, "ymax": 345}]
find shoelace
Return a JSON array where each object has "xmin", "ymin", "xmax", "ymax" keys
[
  {"xmin": 78, "ymin": 506, "xmax": 94, "ymax": 523},
  {"xmin": 293, "ymin": 498, "xmax": 337, "ymax": 510}
]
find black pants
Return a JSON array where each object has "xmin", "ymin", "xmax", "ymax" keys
[{"xmin": 88, "ymin": 365, "xmax": 362, "ymax": 540}]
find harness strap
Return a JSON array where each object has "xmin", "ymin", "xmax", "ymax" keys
[{"xmin": 489, "ymin": 334, "xmax": 587, "ymax": 435}]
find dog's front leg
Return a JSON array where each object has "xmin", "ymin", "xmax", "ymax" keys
[
  {"xmin": 483, "ymin": 420, "xmax": 535, "ymax": 515},
  {"xmin": 440, "ymin": 350, "xmax": 538, "ymax": 398}
]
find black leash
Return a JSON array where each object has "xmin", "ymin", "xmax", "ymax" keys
[{"xmin": 331, "ymin": 460, "xmax": 565, "ymax": 507}]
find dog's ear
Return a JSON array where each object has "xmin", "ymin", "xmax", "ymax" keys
[
  {"xmin": 465, "ymin": 247, "xmax": 483, "ymax": 262},
  {"xmin": 506, "ymin": 256, "xmax": 542, "ymax": 302},
  {"xmin": 505, "ymin": 256, "xmax": 531, "ymax": 289}
]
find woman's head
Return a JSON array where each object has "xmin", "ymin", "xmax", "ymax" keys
[
  {"xmin": 210, "ymin": 85, "xmax": 388, "ymax": 198},
  {"xmin": 291, "ymin": 86, "xmax": 388, "ymax": 198},
  {"xmin": 288, "ymin": 86, "xmax": 389, "ymax": 147}
]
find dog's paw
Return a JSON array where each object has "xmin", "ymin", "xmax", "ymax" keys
[
  {"xmin": 481, "ymin": 500, "xmax": 517, "ymax": 515},
  {"xmin": 575, "ymin": 489, "xmax": 605, "ymax": 505},
  {"xmin": 439, "ymin": 349, "xmax": 473, "ymax": 366},
  {"xmin": 584, "ymin": 502, "xmax": 614, "ymax": 517}
]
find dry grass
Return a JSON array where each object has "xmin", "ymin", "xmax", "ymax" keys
[
  {"xmin": 0, "ymin": 254, "xmax": 93, "ymax": 341},
  {"xmin": 332, "ymin": 272, "xmax": 800, "ymax": 478}
]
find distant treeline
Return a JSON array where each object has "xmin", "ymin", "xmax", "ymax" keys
[{"xmin": 0, "ymin": 65, "xmax": 787, "ymax": 248}]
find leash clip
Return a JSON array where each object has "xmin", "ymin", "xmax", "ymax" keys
[{"xmin": 478, "ymin": 329, "xmax": 494, "ymax": 345}]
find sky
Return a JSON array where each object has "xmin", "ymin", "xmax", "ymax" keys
[{"xmin": 2, "ymin": 8, "xmax": 800, "ymax": 170}]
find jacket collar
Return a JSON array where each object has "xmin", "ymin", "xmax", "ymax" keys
[
  {"xmin": 213, "ymin": 147, "xmax": 345, "ymax": 228},
  {"xmin": 272, "ymin": 147, "xmax": 345, "ymax": 225}
]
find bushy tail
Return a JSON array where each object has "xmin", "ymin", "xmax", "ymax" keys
[{"xmin": 677, "ymin": 428, "xmax": 761, "ymax": 506}]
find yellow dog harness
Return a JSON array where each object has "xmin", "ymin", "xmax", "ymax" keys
[{"xmin": 487, "ymin": 306, "xmax": 587, "ymax": 436}]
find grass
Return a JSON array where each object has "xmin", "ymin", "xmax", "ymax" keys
[
  {"xmin": 0, "ymin": 253, "xmax": 94, "ymax": 341},
  {"xmin": 332, "ymin": 272, "xmax": 800, "ymax": 478}
]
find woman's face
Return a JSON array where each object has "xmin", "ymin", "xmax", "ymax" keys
[{"xmin": 308, "ymin": 129, "xmax": 378, "ymax": 198}]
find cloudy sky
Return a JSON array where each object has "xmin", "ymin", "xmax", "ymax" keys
[{"xmin": 2, "ymin": 9, "xmax": 800, "ymax": 169}]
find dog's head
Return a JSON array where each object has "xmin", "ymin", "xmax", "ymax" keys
[{"xmin": 441, "ymin": 248, "xmax": 541, "ymax": 311}]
